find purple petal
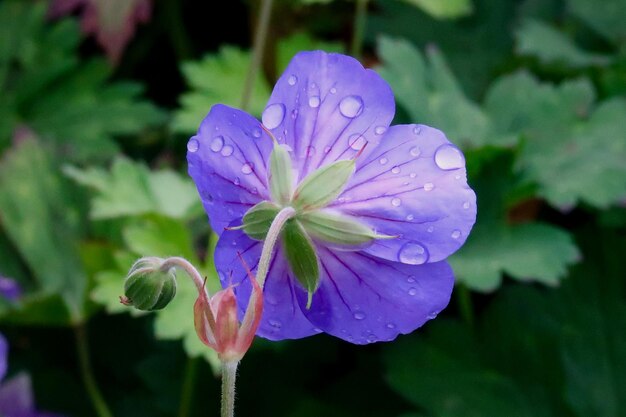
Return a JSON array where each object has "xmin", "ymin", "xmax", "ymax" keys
[
  {"xmin": 331, "ymin": 124, "xmax": 477, "ymax": 263},
  {"xmin": 187, "ymin": 104, "xmax": 274, "ymax": 235},
  {"xmin": 262, "ymin": 51, "xmax": 395, "ymax": 181},
  {"xmin": 0, "ymin": 373, "xmax": 35, "ymax": 416},
  {"xmin": 0, "ymin": 333, "xmax": 7, "ymax": 381},
  {"xmin": 0, "ymin": 276, "xmax": 22, "ymax": 301},
  {"xmin": 214, "ymin": 229, "xmax": 319, "ymax": 340},
  {"xmin": 298, "ymin": 246, "xmax": 454, "ymax": 344}
]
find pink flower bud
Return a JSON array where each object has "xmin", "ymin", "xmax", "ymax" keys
[{"xmin": 194, "ymin": 258, "xmax": 263, "ymax": 362}]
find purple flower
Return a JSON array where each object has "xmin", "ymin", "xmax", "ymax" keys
[
  {"xmin": 0, "ymin": 275, "xmax": 22, "ymax": 302},
  {"xmin": 187, "ymin": 51, "xmax": 476, "ymax": 344}
]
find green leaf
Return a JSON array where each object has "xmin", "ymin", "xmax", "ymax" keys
[
  {"xmin": 377, "ymin": 37, "xmax": 490, "ymax": 148},
  {"xmin": 241, "ymin": 201, "xmax": 281, "ymax": 241},
  {"xmin": 173, "ymin": 45, "xmax": 270, "ymax": 133},
  {"xmin": 399, "ymin": 0, "xmax": 473, "ymax": 19},
  {"xmin": 0, "ymin": 139, "xmax": 86, "ymax": 320},
  {"xmin": 293, "ymin": 160, "xmax": 355, "ymax": 211},
  {"xmin": 276, "ymin": 32, "xmax": 344, "ymax": 73},
  {"xmin": 567, "ymin": 0, "xmax": 626, "ymax": 46},
  {"xmin": 64, "ymin": 157, "xmax": 201, "ymax": 220},
  {"xmin": 485, "ymin": 72, "xmax": 626, "ymax": 208},
  {"xmin": 282, "ymin": 220, "xmax": 320, "ymax": 307},
  {"xmin": 516, "ymin": 19, "xmax": 611, "ymax": 68},
  {"xmin": 0, "ymin": 1, "xmax": 164, "ymax": 161}
]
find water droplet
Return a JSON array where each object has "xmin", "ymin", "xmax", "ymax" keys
[
  {"xmin": 233, "ymin": 177, "xmax": 240, "ymax": 185},
  {"xmin": 262, "ymin": 103, "xmax": 285, "ymax": 129},
  {"xmin": 366, "ymin": 335, "xmax": 377, "ymax": 343},
  {"xmin": 410, "ymin": 172, "xmax": 417, "ymax": 178},
  {"xmin": 386, "ymin": 323, "xmax": 396, "ymax": 329},
  {"xmin": 306, "ymin": 146, "xmax": 316, "ymax": 157},
  {"xmin": 313, "ymin": 328, "xmax": 322, "ymax": 333},
  {"xmin": 308, "ymin": 96, "xmax": 320, "ymax": 108},
  {"xmin": 455, "ymin": 174, "xmax": 462, "ymax": 180},
  {"xmin": 339, "ymin": 95, "xmax": 364, "ymax": 118},
  {"xmin": 375, "ymin": 126, "xmax": 386, "ymax": 135},
  {"xmin": 451, "ymin": 230, "xmax": 461, "ymax": 239},
  {"xmin": 349, "ymin": 134, "xmax": 367, "ymax": 151},
  {"xmin": 241, "ymin": 162, "xmax": 253, "ymax": 174},
  {"xmin": 291, "ymin": 109, "xmax": 298, "ymax": 119},
  {"xmin": 269, "ymin": 319, "xmax": 282, "ymax": 329},
  {"xmin": 353, "ymin": 312, "xmax": 366, "ymax": 320},
  {"xmin": 398, "ymin": 241, "xmax": 429, "ymax": 265},
  {"xmin": 379, "ymin": 157, "xmax": 388, "ymax": 165},
  {"xmin": 324, "ymin": 146, "xmax": 332, "ymax": 154},
  {"xmin": 287, "ymin": 74, "xmax": 297, "ymax": 86},
  {"xmin": 407, "ymin": 276, "xmax": 416, "ymax": 283},
  {"xmin": 391, "ymin": 197, "xmax": 402, "ymax": 207},
  {"xmin": 209, "ymin": 136, "xmax": 224, "ymax": 152},
  {"xmin": 330, "ymin": 87, "xmax": 337, "ymax": 94},
  {"xmin": 434, "ymin": 144, "xmax": 465, "ymax": 170},
  {"xmin": 310, "ymin": 82, "xmax": 317, "ymax": 89},
  {"xmin": 221, "ymin": 145, "xmax": 234, "ymax": 157},
  {"xmin": 463, "ymin": 201, "xmax": 470, "ymax": 209},
  {"xmin": 408, "ymin": 288, "xmax": 418, "ymax": 296},
  {"xmin": 413, "ymin": 126, "xmax": 422, "ymax": 135},
  {"xmin": 187, "ymin": 138, "xmax": 199, "ymax": 152},
  {"xmin": 427, "ymin": 311, "xmax": 438, "ymax": 320},
  {"xmin": 406, "ymin": 214, "xmax": 414, "ymax": 221},
  {"xmin": 251, "ymin": 187, "xmax": 258, "ymax": 195},
  {"xmin": 424, "ymin": 182, "xmax": 434, "ymax": 191},
  {"xmin": 410, "ymin": 146, "xmax": 421, "ymax": 157},
  {"xmin": 252, "ymin": 128, "xmax": 262, "ymax": 138},
  {"xmin": 427, "ymin": 226, "xmax": 434, "ymax": 233},
  {"xmin": 391, "ymin": 166, "xmax": 401, "ymax": 174}
]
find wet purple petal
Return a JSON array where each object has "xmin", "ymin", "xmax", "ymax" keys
[
  {"xmin": 332, "ymin": 124, "xmax": 476, "ymax": 263},
  {"xmin": 296, "ymin": 246, "xmax": 454, "ymax": 344},
  {"xmin": 187, "ymin": 104, "xmax": 274, "ymax": 234},
  {"xmin": 214, "ymin": 229, "xmax": 319, "ymax": 340},
  {"xmin": 262, "ymin": 51, "xmax": 395, "ymax": 181}
]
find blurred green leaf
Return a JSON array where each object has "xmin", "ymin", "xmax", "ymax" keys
[
  {"xmin": 516, "ymin": 19, "xmax": 611, "ymax": 68},
  {"xmin": 173, "ymin": 46, "xmax": 270, "ymax": 133},
  {"xmin": 485, "ymin": 71, "xmax": 626, "ymax": 208},
  {"xmin": 0, "ymin": 1, "xmax": 164, "ymax": 162},
  {"xmin": 377, "ymin": 37, "xmax": 490, "ymax": 148},
  {"xmin": 399, "ymin": 0, "xmax": 473, "ymax": 19},
  {"xmin": 0, "ymin": 139, "xmax": 86, "ymax": 320},
  {"xmin": 567, "ymin": 0, "xmax": 626, "ymax": 46},
  {"xmin": 276, "ymin": 32, "xmax": 344, "ymax": 73},
  {"xmin": 64, "ymin": 157, "xmax": 200, "ymax": 220}
]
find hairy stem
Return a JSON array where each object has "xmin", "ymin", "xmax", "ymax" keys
[
  {"xmin": 221, "ymin": 361, "xmax": 239, "ymax": 417},
  {"xmin": 178, "ymin": 357, "xmax": 199, "ymax": 417},
  {"xmin": 350, "ymin": 0, "xmax": 369, "ymax": 59},
  {"xmin": 241, "ymin": 0, "xmax": 274, "ymax": 111},
  {"xmin": 74, "ymin": 324, "xmax": 114, "ymax": 417},
  {"xmin": 161, "ymin": 256, "xmax": 208, "ymax": 297},
  {"xmin": 257, "ymin": 206, "xmax": 296, "ymax": 287}
]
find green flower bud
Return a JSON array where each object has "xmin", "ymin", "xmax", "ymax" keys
[{"xmin": 123, "ymin": 257, "xmax": 177, "ymax": 311}]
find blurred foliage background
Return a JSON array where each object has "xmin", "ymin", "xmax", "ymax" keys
[{"xmin": 0, "ymin": 0, "xmax": 625, "ymax": 416}]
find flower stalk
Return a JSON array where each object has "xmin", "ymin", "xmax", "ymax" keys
[
  {"xmin": 221, "ymin": 361, "xmax": 239, "ymax": 417},
  {"xmin": 256, "ymin": 206, "xmax": 296, "ymax": 287}
]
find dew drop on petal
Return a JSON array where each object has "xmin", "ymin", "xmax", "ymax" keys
[
  {"xmin": 410, "ymin": 146, "xmax": 421, "ymax": 157},
  {"xmin": 427, "ymin": 311, "xmax": 438, "ymax": 320},
  {"xmin": 330, "ymin": 87, "xmax": 337, "ymax": 94},
  {"xmin": 233, "ymin": 177, "xmax": 240, "ymax": 186},
  {"xmin": 262, "ymin": 103, "xmax": 285, "ymax": 129},
  {"xmin": 413, "ymin": 126, "xmax": 422, "ymax": 135},
  {"xmin": 349, "ymin": 134, "xmax": 367, "ymax": 151},
  {"xmin": 209, "ymin": 136, "xmax": 224, "ymax": 152},
  {"xmin": 424, "ymin": 182, "xmax": 434, "ymax": 191},
  {"xmin": 324, "ymin": 146, "xmax": 332, "ymax": 154},
  {"xmin": 306, "ymin": 146, "xmax": 316, "ymax": 157},
  {"xmin": 434, "ymin": 144, "xmax": 465, "ymax": 170},
  {"xmin": 408, "ymin": 288, "xmax": 418, "ymax": 296},
  {"xmin": 308, "ymin": 96, "xmax": 321, "ymax": 108},
  {"xmin": 187, "ymin": 138, "xmax": 199, "ymax": 152},
  {"xmin": 269, "ymin": 319, "xmax": 282, "ymax": 329},
  {"xmin": 407, "ymin": 276, "xmax": 416, "ymax": 283},
  {"xmin": 375, "ymin": 126, "xmax": 386, "ymax": 135},
  {"xmin": 391, "ymin": 197, "xmax": 402, "ymax": 207},
  {"xmin": 379, "ymin": 157, "xmax": 388, "ymax": 165},
  {"xmin": 241, "ymin": 163, "xmax": 253, "ymax": 175},
  {"xmin": 339, "ymin": 95, "xmax": 364, "ymax": 118},
  {"xmin": 406, "ymin": 214, "xmax": 414, "ymax": 221},
  {"xmin": 410, "ymin": 172, "xmax": 417, "ymax": 178},
  {"xmin": 398, "ymin": 241, "xmax": 429, "ymax": 265},
  {"xmin": 221, "ymin": 145, "xmax": 234, "ymax": 157},
  {"xmin": 463, "ymin": 201, "xmax": 471, "ymax": 209},
  {"xmin": 427, "ymin": 226, "xmax": 434, "ymax": 233},
  {"xmin": 252, "ymin": 128, "xmax": 262, "ymax": 138},
  {"xmin": 451, "ymin": 230, "xmax": 461, "ymax": 239},
  {"xmin": 391, "ymin": 166, "xmax": 401, "ymax": 174},
  {"xmin": 386, "ymin": 323, "xmax": 396, "ymax": 329},
  {"xmin": 291, "ymin": 109, "xmax": 298, "ymax": 119},
  {"xmin": 287, "ymin": 75, "xmax": 297, "ymax": 86},
  {"xmin": 353, "ymin": 312, "xmax": 366, "ymax": 320}
]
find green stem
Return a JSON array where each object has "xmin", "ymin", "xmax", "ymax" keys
[
  {"xmin": 350, "ymin": 0, "xmax": 369, "ymax": 59},
  {"xmin": 241, "ymin": 0, "xmax": 275, "ymax": 111},
  {"xmin": 178, "ymin": 357, "xmax": 199, "ymax": 417},
  {"xmin": 221, "ymin": 361, "xmax": 239, "ymax": 417},
  {"xmin": 257, "ymin": 206, "xmax": 296, "ymax": 287},
  {"xmin": 457, "ymin": 284, "xmax": 474, "ymax": 327},
  {"xmin": 74, "ymin": 324, "xmax": 114, "ymax": 417}
]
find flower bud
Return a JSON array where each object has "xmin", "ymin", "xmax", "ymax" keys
[{"xmin": 123, "ymin": 257, "xmax": 177, "ymax": 311}]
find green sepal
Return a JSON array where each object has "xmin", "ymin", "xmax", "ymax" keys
[
  {"xmin": 269, "ymin": 143, "xmax": 294, "ymax": 204},
  {"xmin": 123, "ymin": 259, "xmax": 177, "ymax": 311},
  {"xmin": 282, "ymin": 219, "xmax": 320, "ymax": 308},
  {"xmin": 298, "ymin": 210, "xmax": 394, "ymax": 246},
  {"xmin": 241, "ymin": 201, "xmax": 281, "ymax": 240},
  {"xmin": 292, "ymin": 160, "xmax": 355, "ymax": 211}
]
